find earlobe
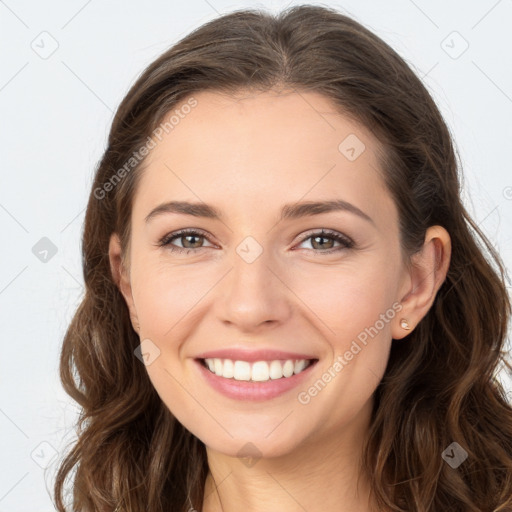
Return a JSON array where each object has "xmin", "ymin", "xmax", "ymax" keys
[
  {"xmin": 393, "ymin": 225, "xmax": 451, "ymax": 340},
  {"xmin": 108, "ymin": 233, "xmax": 140, "ymax": 335}
]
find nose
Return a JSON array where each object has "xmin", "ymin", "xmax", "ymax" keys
[{"xmin": 215, "ymin": 244, "xmax": 293, "ymax": 333}]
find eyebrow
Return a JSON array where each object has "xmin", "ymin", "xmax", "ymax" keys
[{"xmin": 145, "ymin": 199, "xmax": 375, "ymax": 226}]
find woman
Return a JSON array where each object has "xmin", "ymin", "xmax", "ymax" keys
[{"xmin": 53, "ymin": 5, "xmax": 512, "ymax": 511}]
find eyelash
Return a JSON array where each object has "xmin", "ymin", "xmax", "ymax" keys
[{"xmin": 157, "ymin": 228, "xmax": 355, "ymax": 255}]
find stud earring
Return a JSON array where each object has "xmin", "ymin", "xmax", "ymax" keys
[{"xmin": 400, "ymin": 318, "xmax": 411, "ymax": 330}]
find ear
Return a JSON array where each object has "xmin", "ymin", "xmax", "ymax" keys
[
  {"xmin": 392, "ymin": 225, "xmax": 451, "ymax": 340},
  {"xmin": 109, "ymin": 232, "xmax": 140, "ymax": 335}
]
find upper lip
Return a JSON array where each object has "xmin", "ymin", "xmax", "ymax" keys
[{"xmin": 195, "ymin": 348, "xmax": 318, "ymax": 362}]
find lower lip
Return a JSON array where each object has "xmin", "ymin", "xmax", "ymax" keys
[{"xmin": 195, "ymin": 359, "xmax": 317, "ymax": 401}]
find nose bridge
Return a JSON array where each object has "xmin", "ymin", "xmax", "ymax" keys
[{"xmin": 216, "ymin": 235, "xmax": 292, "ymax": 330}]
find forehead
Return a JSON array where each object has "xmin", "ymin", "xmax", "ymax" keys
[{"xmin": 133, "ymin": 89, "xmax": 396, "ymax": 229}]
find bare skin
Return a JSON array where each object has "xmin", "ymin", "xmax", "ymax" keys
[{"xmin": 109, "ymin": 88, "xmax": 451, "ymax": 512}]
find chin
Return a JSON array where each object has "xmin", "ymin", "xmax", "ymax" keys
[{"xmin": 191, "ymin": 417, "xmax": 310, "ymax": 460}]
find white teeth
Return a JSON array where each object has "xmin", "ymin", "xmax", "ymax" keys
[
  {"xmin": 251, "ymin": 361, "xmax": 269, "ymax": 381},
  {"xmin": 283, "ymin": 360, "xmax": 294, "ymax": 378},
  {"xmin": 222, "ymin": 359, "xmax": 234, "ymax": 378},
  {"xmin": 203, "ymin": 358, "xmax": 312, "ymax": 381},
  {"xmin": 294, "ymin": 360, "xmax": 307, "ymax": 374},
  {"xmin": 233, "ymin": 360, "xmax": 251, "ymax": 381},
  {"xmin": 269, "ymin": 360, "xmax": 283, "ymax": 379}
]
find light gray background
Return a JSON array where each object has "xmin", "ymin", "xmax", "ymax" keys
[{"xmin": 1, "ymin": 0, "xmax": 511, "ymax": 510}]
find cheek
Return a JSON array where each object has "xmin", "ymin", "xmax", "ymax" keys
[
  {"xmin": 287, "ymin": 259, "xmax": 399, "ymax": 344},
  {"xmin": 293, "ymin": 272, "xmax": 397, "ymax": 434},
  {"xmin": 133, "ymin": 261, "xmax": 215, "ymax": 338},
  {"xmin": 286, "ymin": 259, "xmax": 398, "ymax": 409},
  {"xmin": 131, "ymin": 263, "xmax": 211, "ymax": 427}
]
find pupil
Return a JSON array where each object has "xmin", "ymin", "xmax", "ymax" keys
[
  {"xmin": 184, "ymin": 235, "xmax": 201, "ymax": 248},
  {"xmin": 314, "ymin": 235, "xmax": 332, "ymax": 249}
]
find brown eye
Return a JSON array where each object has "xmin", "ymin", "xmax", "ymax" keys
[
  {"xmin": 179, "ymin": 233, "xmax": 204, "ymax": 249},
  {"xmin": 159, "ymin": 229, "xmax": 214, "ymax": 253},
  {"xmin": 310, "ymin": 234, "xmax": 335, "ymax": 250}
]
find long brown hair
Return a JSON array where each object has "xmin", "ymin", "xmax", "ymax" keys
[{"xmin": 53, "ymin": 5, "xmax": 512, "ymax": 511}]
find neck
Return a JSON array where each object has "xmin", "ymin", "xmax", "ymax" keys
[{"xmin": 201, "ymin": 399, "xmax": 377, "ymax": 512}]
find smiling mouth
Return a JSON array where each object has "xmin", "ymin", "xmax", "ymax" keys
[{"xmin": 200, "ymin": 358, "xmax": 318, "ymax": 382}]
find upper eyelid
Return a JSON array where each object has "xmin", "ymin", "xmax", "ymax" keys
[{"xmin": 296, "ymin": 229, "xmax": 349, "ymax": 241}]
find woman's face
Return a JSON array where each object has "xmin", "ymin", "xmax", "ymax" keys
[{"xmin": 111, "ymin": 89, "xmax": 414, "ymax": 458}]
